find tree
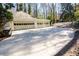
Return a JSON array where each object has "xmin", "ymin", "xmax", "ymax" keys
[
  {"xmin": 28, "ymin": 3, "xmax": 31, "ymax": 15},
  {"xmin": 52, "ymin": 3, "xmax": 56, "ymax": 23},
  {"xmin": 24, "ymin": 3, "xmax": 27, "ymax": 12},
  {"xmin": 47, "ymin": 3, "xmax": 55, "ymax": 25},
  {"xmin": 0, "ymin": 3, "xmax": 14, "ymax": 27},
  {"xmin": 19, "ymin": 3, "xmax": 23, "ymax": 11},
  {"xmin": 16, "ymin": 3, "xmax": 19, "ymax": 11},
  {"xmin": 74, "ymin": 3, "xmax": 79, "ymax": 20},
  {"xmin": 0, "ymin": 4, "xmax": 14, "ymax": 20},
  {"xmin": 39, "ymin": 3, "xmax": 47, "ymax": 19},
  {"xmin": 32, "ymin": 3, "xmax": 38, "ymax": 18},
  {"xmin": 34, "ymin": 3, "xmax": 38, "ymax": 18},
  {"xmin": 60, "ymin": 3, "xmax": 75, "ymax": 22},
  {"xmin": 74, "ymin": 10, "xmax": 79, "ymax": 19}
]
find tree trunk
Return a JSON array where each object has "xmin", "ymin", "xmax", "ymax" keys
[
  {"xmin": 24, "ymin": 3, "xmax": 26, "ymax": 12},
  {"xmin": 28, "ymin": 4, "xmax": 31, "ymax": 15},
  {"xmin": 16, "ymin": 3, "xmax": 19, "ymax": 11}
]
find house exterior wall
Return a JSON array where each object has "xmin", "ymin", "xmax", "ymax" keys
[{"xmin": 12, "ymin": 20, "xmax": 50, "ymax": 30}]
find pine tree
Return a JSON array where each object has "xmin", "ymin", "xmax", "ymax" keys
[{"xmin": 0, "ymin": 3, "xmax": 14, "ymax": 28}]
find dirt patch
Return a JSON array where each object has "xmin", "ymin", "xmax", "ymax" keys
[{"xmin": 53, "ymin": 22, "xmax": 72, "ymax": 28}]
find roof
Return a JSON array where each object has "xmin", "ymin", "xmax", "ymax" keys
[
  {"xmin": 13, "ymin": 11, "xmax": 50, "ymax": 23},
  {"xmin": 13, "ymin": 11, "xmax": 35, "ymax": 22}
]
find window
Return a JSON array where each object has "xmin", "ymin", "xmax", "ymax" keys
[{"xmin": 14, "ymin": 23, "xmax": 34, "ymax": 25}]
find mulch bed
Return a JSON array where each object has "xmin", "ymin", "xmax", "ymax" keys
[{"xmin": 64, "ymin": 30, "xmax": 79, "ymax": 56}]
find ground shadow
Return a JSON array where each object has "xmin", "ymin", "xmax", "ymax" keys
[{"xmin": 55, "ymin": 30, "xmax": 79, "ymax": 56}]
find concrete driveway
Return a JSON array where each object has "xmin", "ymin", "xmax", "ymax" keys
[{"xmin": 0, "ymin": 27, "xmax": 74, "ymax": 56}]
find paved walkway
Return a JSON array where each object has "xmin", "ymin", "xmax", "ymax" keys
[{"xmin": 0, "ymin": 27, "xmax": 74, "ymax": 56}]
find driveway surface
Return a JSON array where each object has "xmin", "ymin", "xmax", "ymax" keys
[{"xmin": 0, "ymin": 27, "xmax": 74, "ymax": 56}]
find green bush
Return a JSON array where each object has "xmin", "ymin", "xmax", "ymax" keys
[
  {"xmin": 5, "ymin": 11, "xmax": 13, "ymax": 21},
  {"xmin": 74, "ymin": 10, "xmax": 79, "ymax": 20}
]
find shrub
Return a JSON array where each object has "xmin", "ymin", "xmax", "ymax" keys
[{"xmin": 5, "ymin": 11, "xmax": 13, "ymax": 21}]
